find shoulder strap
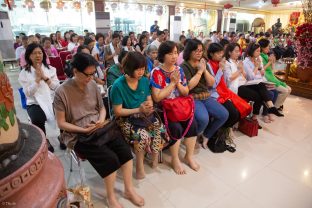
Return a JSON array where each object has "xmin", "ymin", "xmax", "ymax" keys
[{"xmin": 162, "ymin": 96, "xmax": 194, "ymax": 140}]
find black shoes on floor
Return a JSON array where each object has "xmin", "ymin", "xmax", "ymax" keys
[
  {"xmin": 268, "ymin": 107, "xmax": 284, "ymax": 117},
  {"xmin": 46, "ymin": 139, "xmax": 55, "ymax": 153},
  {"xmin": 58, "ymin": 136, "xmax": 67, "ymax": 150}
]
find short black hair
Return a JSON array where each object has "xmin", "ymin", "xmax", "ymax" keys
[
  {"xmin": 112, "ymin": 33, "xmax": 120, "ymax": 39},
  {"xmin": 22, "ymin": 36, "xmax": 28, "ymax": 42},
  {"xmin": 71, "ymin": 53, "xmax": 97, "ymax": 73},
  {"xmin": 246, "ymin": 42, "xmax": 261, "ymax": 57},
  {"xmin": 122, "ymin": 52, "xmax": 146, "ymax": 77},
  {"xmin": 179, "ymin": 35, "xmax": 186, "ymax": 41},
  {"xmin": 220, "ymin": 39, "xmax": 230, "ymax": 47},
  {"xmin": 265, "ymin": 32, "xmax": 270, "ymax": 38},
  {"xmin": 224, "ymin": 43, "xmax": 240, "ymax": 61},
  {"xmin": 121, "ymin": 36, "xmax": 130, "ymax": 46},
  {"xmin": 258, "ymin": 38, "xmax": 270, "ymax": 49},
  {"xmin": 183, "ymin": 39, "xmax": 203, "ymax": 61},
  {"xmin": 84, "ymin": 29, "xmax": 89, "ymax": 32},
  {"xmin": 95, "ymin": 33, "xmax": 104, "ymax": 41},
  {"xmin": 157, "ymin": 30, "xmax": 165, "ymax": 36},
  {"xmin": 84, "ymin": 37, "xmax": 94, "ymax": 46},
  {"xmin": 77, "ymin": 45, "xmax": 90, "ymax": 54},
  {"xmin": 42, "ymin": 37, "xmax": 51, "ymax": 44},
  {"xmin": 129, "ymin": 31, "xmax": 135, "ymax": 36},
  {"xmin": 25, "ymin": 43, "xmax": 49, "ymax": 72},
  {"xmin": 157, "ymin": 41, "xmax": 177, "ymax": 63},
  {"xmin": 142, "ymin": 31, "xmax": 149, "ymax": 36},
  {"xmin": 207, "ymin": 43, "xmax": 224, "ymax": 60}
]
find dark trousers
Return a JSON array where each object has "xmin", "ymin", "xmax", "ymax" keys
[
  {"xmin": 222, "ymin": 100, "xmax": 240, "ymax": 128},
  {"xmin": 27, "ymin": 104, "xmax": 47, "ymax": 135},
  {"xmin": 238, "ymin": 83, "xmax": 271, "ymax": 115}
]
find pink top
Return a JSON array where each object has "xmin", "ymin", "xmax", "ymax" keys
[
  {"xmin": 177, "ymin": 51, "xmax": 184, "ymax": 66},
  {"xmin": 19, "ymin": 52, "xmax": 27, "ymax": 68},
  {"xmin": 44, "ymin": 46, "xmax": 59, "ymax": 57}
]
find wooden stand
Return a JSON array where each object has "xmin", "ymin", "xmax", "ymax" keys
[{"xmin": 276, "ymin": 58, "xmax": 312, "ymax": 99}]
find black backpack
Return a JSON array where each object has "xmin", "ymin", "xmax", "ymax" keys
[
  {"xmin": 208, "ymin": 128, "xmax": 236, "ymax": 153},
  {"xmin": 64, "ymin": 59, "xmax": 73, "ymax": 78}
]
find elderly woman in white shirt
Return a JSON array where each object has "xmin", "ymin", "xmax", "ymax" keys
[
  {"xmin": 18, "ymin": 43, "xmax": 60, "ymax": 152},
  {"xmin": 224, "ymin": 43, "xmax": 283, "ymax": 123}
]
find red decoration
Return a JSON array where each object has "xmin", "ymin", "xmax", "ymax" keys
[
  {"xmin": 289, "ymin": 12, "xmax": 300, "ymax": 26},
  {"xmin": 271, "ymin": 0, "xmax": 280, "ymax": 7},
  {"xmin": 4, "ymin": 0, "xmax": 14, "ymax": 10},
  {"xmin": 224, "ymin": 3, "xmax": 233, "ymax": 9}
]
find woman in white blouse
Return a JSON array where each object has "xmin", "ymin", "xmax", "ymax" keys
[
  {"xmin": 67, "ymin": 33, "xmax": 78, "ymax": 53},
  {"xmin": 224, "ymin": 43, "xmax": 283, "ymax": 123},
  {"xmin": 18, "ymin": 43, "xmax": 60, "ymax": 152}
]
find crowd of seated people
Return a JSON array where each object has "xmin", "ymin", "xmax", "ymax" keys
[{"xmin": 15, "ymin": 27, "xmax": 295, "ymax": 207}]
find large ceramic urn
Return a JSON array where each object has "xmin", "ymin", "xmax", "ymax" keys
[{"xmin": 0, "ymin": 57, "xmax": 66, "ymax": 207}]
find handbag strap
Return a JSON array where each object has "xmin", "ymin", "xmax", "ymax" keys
[{"xmin": 162, "ymin": 96, "xmax": 195, "ymax": 140}]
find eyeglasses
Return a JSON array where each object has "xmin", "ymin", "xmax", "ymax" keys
[
  {"xmin": 80, "ymin": 70, "xmax": 96, "ymax": 78},
  {"xmin": 194, "ymin": 49, "xmax": 203, "ymax": 53}
]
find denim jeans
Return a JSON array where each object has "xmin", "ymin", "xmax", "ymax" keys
[
  {"xmin": 262, "ymin": 89, "xmax": 278, "ymax": 116},
  {"xmin": 194, "ymin": 97, "xmax": 229, "ymax": 138}
]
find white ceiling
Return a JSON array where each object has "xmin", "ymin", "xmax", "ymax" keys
[{"xmin": 188, "ymin": 0, "xmax": 303, "ymax": 10}]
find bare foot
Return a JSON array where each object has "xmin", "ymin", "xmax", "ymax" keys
[
  {"xmin": 268, "ymin": 114, "xmax": 275, "ymax": 122},
  {"xmin": 202, "ymin": 137, "xmax": 208, "ymax": 149},
  {"xmin": 124, "ymin": 190, "xmax": 145, "ymax": 207},
  {"xmin": 263, "ymin": 116, "xmax": 271, "ymax": 123},
  {"xmin": 150, "ymin": 157, "xmax": 158, "ymax": 169},
  {"xmin": 252, "ymin": 115, "xmax": 258, "ymax": 121},
  {"xmin": 107, "ymin": 197, "xmax": 123, "ymax": 208},
  {"xmin": 136, "ymin": 169, "xmax": 146, "ymax": 180},
  {"xmin": 171, "ymin": 158, "xmax": 186, "ymax": 175},
  {"xmin": 184, "ymin": 157, "xmax": 200, "ymax": 172}
]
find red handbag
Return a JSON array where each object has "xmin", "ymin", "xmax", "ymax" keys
[
  {"xmin": 162, "ymin": 96, "xmax": 195, "ymax": 140},
  {"xmin": 162, "ymin": 96, "xmax": 194, "ymax": 122},
  {"xmin": 238, "ymin": 118, "xmax": 259, "ymax": 137}
]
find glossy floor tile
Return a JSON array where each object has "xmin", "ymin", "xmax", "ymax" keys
[{"xmin": 6, "ymin": 68, "xmax": 312, "ymax": 208}]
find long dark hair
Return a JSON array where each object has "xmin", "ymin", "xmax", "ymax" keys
[{"xmin": 25, "ymin": 43, "xmax": 49, "ymax": 72}]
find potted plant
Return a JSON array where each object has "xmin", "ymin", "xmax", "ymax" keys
[{"xmin": 295, "ymin": 0, "xmax": 312, "ymax": 82}]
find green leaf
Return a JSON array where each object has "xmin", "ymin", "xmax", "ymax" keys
[
  {"xmin": 0, "ymin": 104, "xmax": 9, "ymax": 118},
  {"xmin": 8, "ymin": 110, "xmax": 15, "ymax": 126},
  {"xmin": 0, "ymin": 119, "xmax": 9, "ymax": 130}
]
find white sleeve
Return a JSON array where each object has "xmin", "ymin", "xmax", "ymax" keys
[
  {"xmin": 47, "ymin": 66, "xmax": 60, "ymax": 90},
  {"xmin": 18, "ymin": 70, "xmax": 40, "ymax": 97}
]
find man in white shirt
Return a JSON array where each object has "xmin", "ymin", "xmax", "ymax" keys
[
  {"xmin": 211, "ymin": 31, "xmax": 219, "ymax": 43},
  {"xmin": 151, "ymin": 30, "xmax": 165, "ymax": 49},
  {"xmin": 15, "ymin": 36, "xmax": 28, "ymax": 68}
]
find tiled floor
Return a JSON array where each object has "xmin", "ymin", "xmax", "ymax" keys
[{"xmin": 6, "ymin": 67, "xmax": 312, "ymax": 208}]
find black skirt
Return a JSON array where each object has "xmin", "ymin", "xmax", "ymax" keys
[{"xmin": 74, "ymin": 136, "xmax": 133, "ymax": 178}]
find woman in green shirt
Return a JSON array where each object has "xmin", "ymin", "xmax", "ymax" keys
[
  {"xmin": 107, "ymin": 50, "xmax": 128, "ymax": 87},
  {"xmin": 111, "ymin": 52, "xmax": 167, "ymax": 180},
  {"xmin": 258, "ymin": 39, "xmax": 291, "ymax": 110}
]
